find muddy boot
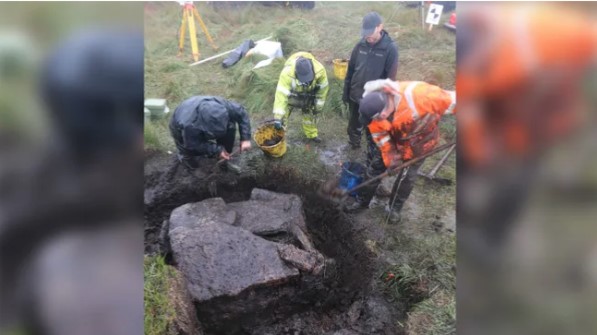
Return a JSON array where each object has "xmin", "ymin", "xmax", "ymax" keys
[
  {"xmin": 384, "ymin": 205, "xmax": 402, "ymax": 224},
  {"xmin": 348, "ymin": 134, "xmax": 361, "ymax": 149},
  {"xmin": 348, "ymin": 139, "xmax": 361, "ymax": 150},
  {"xmin": 375, "ymin": 182, "xmax": 392, "ymax": 197}
]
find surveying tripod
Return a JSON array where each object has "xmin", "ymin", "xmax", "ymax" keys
[{"xmin": 178, "ymin": 1, "xmax": 218, "ymax": 62}]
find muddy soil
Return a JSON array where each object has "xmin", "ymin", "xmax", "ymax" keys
[
  {"xmin": 144, "ymin": 150, "xmax": 415, "ymax": 334},
  {"xmin": 264, "ymin": 135, "xmax": 283, "ymax": 146}
]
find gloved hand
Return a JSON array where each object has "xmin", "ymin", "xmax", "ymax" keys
[{"xmin": 274, "ymin": 120, "xmax": 283, "ymax": 130}]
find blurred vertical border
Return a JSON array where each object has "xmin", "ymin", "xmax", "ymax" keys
[
  {"xmin": 457, "ymin": 2, "xmax": 597, "ymax": 335},
  {"xmin": 0, "ymin": 2, "xmax": 144, "ymax": 335}
]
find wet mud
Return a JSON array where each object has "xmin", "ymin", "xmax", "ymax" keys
[
  {"xmin": 144, "ymin": 151, "xmax": 408, "ymax": 334},
  {"xmin": 264, "ymin": 135, "xmax": 283, "ymax": 146}
]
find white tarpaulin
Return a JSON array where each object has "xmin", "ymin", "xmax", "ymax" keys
[{"xmin": 246, "ymin": 40, "xmax": 284, "ymax": 69}]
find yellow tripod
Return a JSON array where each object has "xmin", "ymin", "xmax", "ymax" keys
[{"xmin": 178, "ymin": 2, "xmax": 218, "ymax": 62}]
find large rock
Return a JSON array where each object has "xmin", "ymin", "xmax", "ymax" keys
[
  {"xmin": 168, "ymin": 189, "xmax": 331, "ymax": 333},
  {"xmin": 167, "ymin": 268, "xmax": 204, "ymax": 335},
  {"xmin": 236, "ymin": 188, "xmax": 315, "ymax": 251},
  {"xmin": 227, "ymin": 189, "xmax": 307, "ymax": 233},
  {"xmin": 248, "ymin": 188, "xmax": 308, "ymax": 230},
  {"xmin": 169, "ymin": 197, "xmax": 236, "ymax": 231},
  {"xmin": 277, "ymin": 244, "xmax": 325, "ymax": 275},
  {"xmin": 226, "ymin": 200, "xmax": 289, "ymax": 235},
  {"xmin": 169, "ymin": 203, "xmax": 299, "ymax": 302}
]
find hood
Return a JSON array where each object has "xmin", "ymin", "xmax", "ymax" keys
[{"xmin": 195, "ymin": 99, "xmax": 229, "ymax": 138}]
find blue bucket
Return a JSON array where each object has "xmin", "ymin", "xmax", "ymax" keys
[{"xmin": 339, "ymin": 162, "xmax": 365, "ymax": 197}]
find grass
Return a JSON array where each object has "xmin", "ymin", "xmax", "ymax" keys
[
  {"xmin": 144, "ymin": 1, "xmax": 455, "ymax": 151},
  {"xmin": 144, "ymin": 117, "xmax": 174, "ymax": 152},
  {"xmin": 406, "ymin": 290, "xmax": 456, "ymax": 335},
  {"xmin": 382, "ymin": 232, "xmax": 456, "ymax": 299},
  {"xmin": 382, "ymin": 231, "xmax": 456, "ymax": 334},
  {"xmin": 145, "ymin": 2, "xmax": 456, "ymax": 333},
  {"xmin": 144, "ymin": 255, "xmax": 177, "ymax": 335}
]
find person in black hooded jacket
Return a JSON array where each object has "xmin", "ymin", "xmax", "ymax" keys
[
  {"xmin": 343, "ymin": 11, "xmax": 399, "ymax": 149},
  {"xmin": 169, "ymin": 96, "xmax": 252, "ymax": 169}
]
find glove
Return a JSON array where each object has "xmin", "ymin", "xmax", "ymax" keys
[{"xmin": 274, "ymin": 120, "xmax": 283, "ymax": 130}]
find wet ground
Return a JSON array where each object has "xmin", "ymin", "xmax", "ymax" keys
[{"xmin": 144, "ymin": 142, "xmax": 454, "ymax": 334}]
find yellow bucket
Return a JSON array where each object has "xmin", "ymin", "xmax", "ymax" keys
[
  {"xmin": 254, "ymin": 121, "xmax": 287, "ymax": 158},
  {"xmin": 332, "ymin": 59, "xmax": 349, "ymax": 80}
]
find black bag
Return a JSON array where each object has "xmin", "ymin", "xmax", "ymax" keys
[{"xmin": 222, "ymin": 39, "xmax": 255, "ymax": 68}]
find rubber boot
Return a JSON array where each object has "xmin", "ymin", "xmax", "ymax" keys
[{"xmin": 384, "ymin": 204, "xmax": 402, "ymax": 224}]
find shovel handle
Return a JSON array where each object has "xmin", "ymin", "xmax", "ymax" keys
[
  {"xmin": 343, "ymin": 142, "xmax": 456, "ymax": 195},
  {"xmin": 427, "ymin": 143, "xmax": 456, "ymax": 178}
]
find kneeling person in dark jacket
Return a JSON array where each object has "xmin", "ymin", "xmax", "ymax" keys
[{"xmin": 169, "ymin": 96, "xmax": 252, "ymax": 170}]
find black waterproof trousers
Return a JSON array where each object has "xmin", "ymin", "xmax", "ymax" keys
[
  {"xmin": 358, "ymin": 129, "xmax": 426, "ymax": 213},
  {"xmin": 177, "ymin": 123, "xmax": 236, "ymax": 170},
  {"xmin": 347, "ymin": 100, "xmax": 364, "ymax": 148}
]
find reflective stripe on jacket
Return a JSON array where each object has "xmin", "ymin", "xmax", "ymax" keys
[
  {"xmin": 368, "ymin": 81, "xmax": 456, "ymax": 167},
  {"xmin": 273, "ymin": 52, "xmax": 329, "ymax": 118}
]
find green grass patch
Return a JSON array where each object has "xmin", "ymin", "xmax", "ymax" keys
[
  {"xmin": 228, "ymin": 56, "xmax": 285, "ymax": 116},
  {"xmin": 382, "ymin": 231, "xmax": 456, "ymax": 334},
  {"xmin": 406, "ymin": 290, "xmax": 456, "ymax": 335},
  {"xmin": 382, "ymin": 232, "xmax": 455, "ymax": 298},
  {"xmin": 144, "ymin": 255, "xmax": 178, "ymax": 335},
  {"xmin": 144, "ymin": 117, "xmax": 174, "ymax": 152},
  {"xmin": 145, "ymin": 1, "xmax": 456, "ymax": 153}
]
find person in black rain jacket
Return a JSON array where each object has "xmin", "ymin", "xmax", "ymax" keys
[{"xmin": 169, "ymin": 96, "xmax": 251, "ymax": 169}]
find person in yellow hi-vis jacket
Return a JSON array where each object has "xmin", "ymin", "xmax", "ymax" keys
[{"xmin": 272, "ymin": 52, "xmax": 329, "ymax": 143}]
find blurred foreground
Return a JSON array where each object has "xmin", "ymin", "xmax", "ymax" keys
[
  {"xmin": 0, "ymin": 3, "xmax": 143, "ymax": 335},
  {"xmin": 457, "ymin": 2, "xmax": 597, "ymax": 334}
]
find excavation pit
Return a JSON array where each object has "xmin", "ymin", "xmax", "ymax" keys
[{"xmin": 144, "ymin": 153, "xmax": 379, "ymax": 334}]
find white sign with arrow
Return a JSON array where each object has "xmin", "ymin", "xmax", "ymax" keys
[{"xmin": 425, "ymin": 3, "xmax": 444, "ymax": 30}]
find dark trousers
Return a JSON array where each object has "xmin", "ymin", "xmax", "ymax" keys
[
  {"xmin": 177, "ymin": 123, "xmax": 236, "ymax": 170},
  {"xmin": 359, "ymin": 129, "xmax": 425, "ymax": 213},
  {"xmin": 346, "ymin": 100, "xmax": 364, "ymax": 147}
]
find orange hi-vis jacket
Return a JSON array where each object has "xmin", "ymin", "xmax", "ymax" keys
[
  {"xmin": 457, "ymin": 5, "xmax": 597, "ymax": 167},
  {"xmin": 368, "ymin": 81, "xmax": 456, "ymax": 167},
  {"xmin": 458, "ymin": 5, "xmax": 597, "ymax": 102}
]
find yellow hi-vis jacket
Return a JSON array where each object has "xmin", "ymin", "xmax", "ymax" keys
[{"xmin": 273, "ymin": 52, "xmax": 329, "ymax": 119}]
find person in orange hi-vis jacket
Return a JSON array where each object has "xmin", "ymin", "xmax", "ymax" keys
[
  {"xmin": 457, "ymin": 3, "xmax": 597, "ymax": 170},
  {"xmin": 456, "ymin": 3, "xmax": 597, "ymax": 251},
  {"xmin": 344, "ymin": 79, "xmax": 455, "ymax": 224}
]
